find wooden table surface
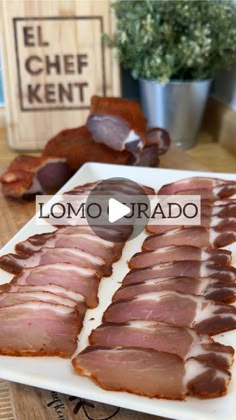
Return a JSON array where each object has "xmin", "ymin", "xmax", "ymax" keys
[{"xmin": 0, "ymin": 125, "xmax": 235, "ymax": 420}]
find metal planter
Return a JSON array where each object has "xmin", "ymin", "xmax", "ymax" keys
[{"xmin": 139, "ymin": 78, "xmax": 212, "ymax": 149}]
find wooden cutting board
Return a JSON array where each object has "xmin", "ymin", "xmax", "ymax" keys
[{"xmin": 0, "ymin": 148, "xmax": 208, "ymax": 420}]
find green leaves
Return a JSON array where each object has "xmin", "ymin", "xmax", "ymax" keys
[{"xmin": 107, "ymin": 0, "xmax": 236, "ymax": 82}]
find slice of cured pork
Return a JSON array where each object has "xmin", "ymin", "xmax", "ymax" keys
[
  {"xmin": 0, "ymin": 264, "xmax": 99, "ymax": 308},
  {"xmin": 0, "ymin": 290, "xmax": 84, "ymax": 309},
  {"xmin": 201, "ymin": 200, "xmax": 236, "ymax": 218},
  {"xmin": 123, "ymin": 261, "xmax": 236, "ymax": 284},
  {"xmin": 142, "ymin": 227, "xmax": 236, "ymax": 250},
  {"xmin": 0, "ymin": 302, "xmax": 83, "ymax": 357},
  {"xmin": 103, "ymin": 291, "xmax": 236, "ymax": 335},
  {"xmin": 146, "ymin": 216, "xmax": 236, "ymax": 235},
  {"xmin": 15, "ymin": 231, "xmax": 122, "ymax": 264},
  {"xmin": 113, "ymin": 277, "xmax": 236, "ymax": 303},
  {"xmin": 0, "ymin": 155, "xmax": 71, "ymax": 199},
  {"xmin": 0, "ymin": 247, "xmax": 109, "ymax": 276},
  {"xmin": 89, "ymin": 321, "xmax": 234, "ymax": 369},
  {"xmin": 55, "ymin": 225, "xmax": 130, "ymax": 243},
  {"xmin": 68, "ymin": 179, "xmax": 155, "ymax": 196},
  {"xmin": 72, "ymin": 346, "xmax": 231, "ymax": 399},
  {"xmin": 86, "ymin": 96, "xmax": 147, "ymax": 153},
  {"xmin": 158, "ymin": 177, "xmax": 236, "ymax": 199},
  {"xmin": 129, "ymin": 246, "xmax": 231, "ymax": 268},
  {"xmin": 6, "ymin": 284, "xmax": 85, "ymax": 303}
]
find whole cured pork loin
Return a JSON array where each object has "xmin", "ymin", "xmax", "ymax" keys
[
  {"xmin": 90, "ymin": 321, "xmax": 234, "ymax": 369},
  {"xmin": 142, "ymin": 227, "xmax": 236, "ymax": 250},
  {"xmin": 129, "ymin": 246, "xmax": 231, "ymax": 268},
  {"xmin": 123, "ymin": 261, "xmax": 236, "ymax": 284},
  {"xmin": 0, "ymin": 155, "xmax": 71, "ymax": 199},
  {"xmin": 158, "ymin": 177, "xmax": 236, "ymax": 199},
  {"xmin": 0, "ymin": 302, "xmax": 84, "ymax": 357},
  {"xmin": 0, "ymin": 264, "xmax": 99, "ymax": 308},
  {"xmin": 73, "ymin": 346, "xmax": 231, "ymax": 399},
  {"xmin": 103, "ymin": 291, "xmax": 236, "ymax": 335},
  {"xmin": 86, "ymin": 96, "xmax": 147, "ymax": 153},
  {"xmin": 113, "ymin": 277, "xmax": 236, "ymax": 303},
  {"xmin": 43, "ymin": 125, "xmax": 132, "ymax": 170}
]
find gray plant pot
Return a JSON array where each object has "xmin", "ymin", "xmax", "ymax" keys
[{"xmin": 139, "ymin": 78, "xmax": 212, "ymax": 149}]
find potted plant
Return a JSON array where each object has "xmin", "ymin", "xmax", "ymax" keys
[{"xmin": 105, "ymin": 0, "xmax": 236, "ymax": 149}]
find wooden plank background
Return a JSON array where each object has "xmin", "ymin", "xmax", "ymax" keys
[{"xmin": 0, "ymin": 0, "xmax": 120, "ymax": 151}]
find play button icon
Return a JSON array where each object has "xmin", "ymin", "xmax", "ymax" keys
[
  {"xmin": 108, "ymin": 198, "xmax": 131, "ymax": 223},
  {"xmin": 86, "ymin": 177, "xmax": 151, "ymax": 242}
]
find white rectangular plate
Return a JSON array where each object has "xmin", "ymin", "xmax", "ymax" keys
[{"xmin": 0, "ymin": 163, "xmax": 235, "ymax": 420}]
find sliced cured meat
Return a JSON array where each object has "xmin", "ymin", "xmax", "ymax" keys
[
  {"xmin": 15, "ymin": 232, "xmax": 121, "ymax": 263},
  {"xmin": 90, "ymin": 321, "xmax": 234, "ymax": 369},
  {"xmin": 142, "ymin": 227, "xmax": 236, "ymax": 250},
  {"xmin": 0, "ymin": 247, "xmax": 109, "ymax": 277},
  {"xmin": 0, "ymin": 290, "xmax": 84, "ymax": 308},
  {"xmin": 7, "ymin": 284, "xmax": 84, "ymax": 303},
  {"xmin": 205, "ymin": 217, "xmax": 236, "ymax": 231},
  {"xmin": 69, "ymin": 179, "xmax": 155, "ymax": 197},
  {"xmin": 146, "ymin": 216, "xmax": 236, "ymax": 235},
  {"xmin": 123, "ymin": 262, "xmax": 236, "ymax": 284},
  {"xmin": 0, "ymin": 264, "xmax": 99, "ymax": 308},
  {"xmin": 73, "ymin": 346, "xmax": 230, "ymax": 399},
  {"xmin": 201, "ymin": 200, "xmax": 236, "ymax": 218},
  {"xmin": 145, "ymin": 127, "xmax": 171, "ymax": 155},
  {"xmin": 129, "ymin": 246, "xmax": 231, "ymax": 268},
  {"xmin": 57, "ymin": 225, "xmax": 130, "ymax": 243},
  {"xmin": 113, "ymin": 277, "xmax": 236, "ymax": 304},
  {"xmin": 103, "ymin": 291, "xmax": 236, "ymax": 335},
  {"xmin": 86, "ymin": 96, "xmax": 146, "ymax": 153},
  {"xmin": 165, "ymin": 189, "xmax": 233, "ymax": 200},
  {"xmin": 147, "ymin": 201, "xmax": 236, "ymax": 234},
  {"xmin": 0, "ymin": 302, "xmax": 83, "ymax": 357},
  {"xmin": 133, "ymin": 144, "xmax": 159, "ymax": 167},
  {"xmin": 158, "ymin": 177, "xmax": 236, "ymax": 199},
  {"xmin": 0, "ymin": 155, "xmax": 71, "ymax": 199}
]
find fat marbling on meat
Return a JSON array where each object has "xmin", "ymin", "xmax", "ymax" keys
[
  {"xmin": 90, "ymin": 321, "xmax": 234, "ymax": 369},
  {"xmin": 129, "ymin": 246, "xmax": 232, "ymax": 268},
  {"xmin": 123, "ymin": 261, "xmax": 236, "ymax": 284},
  {"xmin": 0, "ymin": 263, "xmax": 100, "ymax": 308},
  {"xmin": 142, "ymin": 227, "xmax": 236, "ymax": 250},
  {"xmin": 113, "ymin": 277, "xmax": 236, "ymax": 304},
  {"xmin": 0, "ymin": 302, "xmax": 84, "ymax": 357},
  {"xmin": 0, "ymin": 247, "xmax": 110, "ymax": 277},
  {"xmin": 103, "ymin": 291, "xmax": 236, "ymax": 335},
  {"xmin": 158, "ymin": 177, "xmax": 236, "ymax": 199},
  {"xmin": 73, "ymin": 346, "xmax": 231, "ymax": 399},
  {"xmin": 15, "ymin": 231, "xmax": 122, "ymax": 264},
  {"xmin": 146, "ymin": 215, "xmax": 236, "ymax": 235}
]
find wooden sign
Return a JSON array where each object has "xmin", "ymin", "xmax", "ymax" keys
[{"xmin": 0, "ymin": 0, "xmax": 120, "ymax": 150}]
